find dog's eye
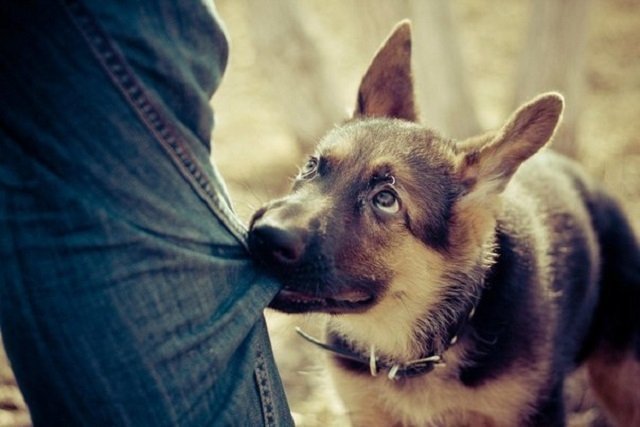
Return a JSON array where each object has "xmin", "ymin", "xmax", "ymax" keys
[
  {"xmin": 300, "ymin": 156, "xmax": 319, "ymax": 179},
  {"xmin": 373, "ymin": 190, "xmax": 400, "ymax": 214}
]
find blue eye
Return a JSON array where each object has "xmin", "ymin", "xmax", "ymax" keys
[{"xmin": 373, "ymin": 190, "xmax": 400, "ymax": 213}]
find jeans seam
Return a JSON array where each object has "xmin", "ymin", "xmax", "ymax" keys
[
  {"xmin": 60, "ymin": 0, "xmax": 249, "ymax": 249},
  {"xmin": 254, "ymin": 350, "xmax": 277, "ymax": 427}
]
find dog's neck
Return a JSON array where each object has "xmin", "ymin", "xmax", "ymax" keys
[
  {"xmin": 304, "ymin": 237, "xmax": 497, "ymax": 380},
  {"xmin": 298, "ymin": 302, "xmax": 478, "ymax": 381}
]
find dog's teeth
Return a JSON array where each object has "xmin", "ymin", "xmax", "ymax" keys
[{"xmin": 338, "ymin": 291, "xmax": 370, "ymax": 303}]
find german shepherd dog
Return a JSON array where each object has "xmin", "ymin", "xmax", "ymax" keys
[{"xmin": 248, "ymin": 21, "xmax": 640, "ymax": 426}]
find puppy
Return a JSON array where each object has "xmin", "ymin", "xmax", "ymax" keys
[{"xmin": 248, "ymin": 21, "xmax": 640, "ymax": 426}]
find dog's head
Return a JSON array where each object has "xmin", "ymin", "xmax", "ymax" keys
[{"xmin": 248, "ymin": 22, "xmax": 563, "ymax": 324}]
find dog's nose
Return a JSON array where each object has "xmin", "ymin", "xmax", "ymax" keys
[{"xmin": 249, "ymin": 222, "xmax": 307, "ymax": 266}]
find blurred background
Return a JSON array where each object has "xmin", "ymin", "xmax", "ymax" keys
[{"xmin": 1, "ymin": 0, "xmax": 638, "ymax": 425}]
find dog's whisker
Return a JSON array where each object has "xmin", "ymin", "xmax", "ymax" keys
[{"xmin": 245, "ymin": 18, "xmax": 638, "ymax": 426}]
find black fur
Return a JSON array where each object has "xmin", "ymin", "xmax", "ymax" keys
[
  {"xmin": 249, "ymin": 127, "xmax": 640, "ymax": 424},
  {"xmin": 247, "ymin": 25, "xmax": 640, "ymax": 421},
  {"xmin": 459, "ymin": 226, "xmax": 542, "ymax": 388}
]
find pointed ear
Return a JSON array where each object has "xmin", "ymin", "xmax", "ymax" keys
[
  {"xmin": 354, "ymin": 20, "xmax": 417, "ymax": 121},
  {"xmin": 458, "ymin": 92, "xmax": 564, "ymax": 197}
]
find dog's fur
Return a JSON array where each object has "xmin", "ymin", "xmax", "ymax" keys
[{"xmin": 248, "ymin": 21, "xmax": 640, "ymax": 426}]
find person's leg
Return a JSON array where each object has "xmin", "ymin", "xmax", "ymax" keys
[{"xmin": 0, "ymin": 1, "xmax": 292, "ymax": 425}]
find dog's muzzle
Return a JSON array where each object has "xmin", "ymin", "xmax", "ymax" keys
[{"xmin": 249, "ymin": 220, "xmax": 307, "ymax": 266}]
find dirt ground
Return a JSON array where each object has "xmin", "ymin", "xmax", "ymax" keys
[{"xmin": 1, "ymin": 0, "xmax": 638, "ymax": 425}]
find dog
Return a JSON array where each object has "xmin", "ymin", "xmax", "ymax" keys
[{"xmin": 248, "ymin": 21, "xmax": 640, "ymax": 426}]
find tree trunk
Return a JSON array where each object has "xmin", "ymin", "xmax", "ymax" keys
[
  {"xmin": 409, "ymin": 0, "xmax": 481, "ymax": 139},
  {"xmin": 513, "ymin": 0, "xmax": 592, "ymax": 158},
  {"xmin": 245, "ymin": 0, "xmax": 343, "ymax": 152}
]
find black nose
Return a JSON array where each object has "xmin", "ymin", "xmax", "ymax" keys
[{"xmin": 249, "ymin": 222, "xmax": 307, "ymax": 266}]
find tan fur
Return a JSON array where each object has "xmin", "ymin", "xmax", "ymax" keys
[
  {"xmin": 323, "ymin": 185, "xmax": 558, "ymax": 425},
  {"xmin": 320, "ymin": 139, "xmax": 355, "ymax": 164},
  {"xmin": 587, "ymin": 348, "xmax": 640, "ymax": 426},
  {"xmin": 251, "ymin": 20, "xmax": 638, "ymax": 427},
  {"xmin": 355, "ymin": 21, "xmax": 417, "ymax": 122},
  {"xmin": 259, "ymin": 189, "xmax": 332, "ymax": 232},
  {"xmin": 449, "ymin": 190, "xmax": 499, "ymax": 258},
  {"xmin": 324, "ymin": 25, "xmax": 566, "ymax": 426},
  {"xmin": 456, "ymin": 93, "xmax": 563, "ymax": 201},
  {"xmin": 327, "ymin": 333, "xmax": 553, "ymax": 427},
  {"xmin": 330, "ymin": 234, "xmax": 448, "ymax": 360}
]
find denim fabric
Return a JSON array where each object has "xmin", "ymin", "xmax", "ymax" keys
[{"xmin": 0, "ymin": 1, "xmax": 292, "ymax": 426}]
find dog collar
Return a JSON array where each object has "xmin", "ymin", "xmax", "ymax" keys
[
  {"xmin": 295, "ymin": 327, "xmax": 444, "ymax": 380},
  {"xmin": 295, "ymin": 305, "xmax": 476, "ymax": 381}
]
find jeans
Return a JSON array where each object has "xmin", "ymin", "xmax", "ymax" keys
[{"xmin": 0, "ymin": 1, "xmax": 292, "ymax": 426}]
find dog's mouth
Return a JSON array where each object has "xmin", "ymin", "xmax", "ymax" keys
[{"xmin": 270, "ymin": 287, "xmax": 375, "ymax": 314}]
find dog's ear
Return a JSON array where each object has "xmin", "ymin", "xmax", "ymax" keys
[
  {"xmin": 457, "ymin": 92, "xmax": 564, "ymax": 198},
  {"xmin": 354, "ymin": 20, "xmax": 417, "ymax": 122}
]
